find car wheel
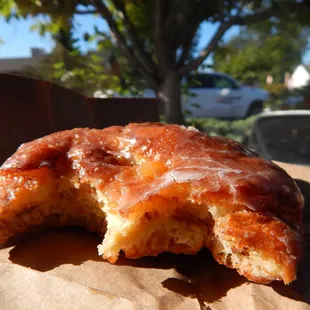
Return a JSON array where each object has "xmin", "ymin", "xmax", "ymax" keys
[{"xmin": 246, "ymin": 101, "xmax": 263, "ymax": 118}]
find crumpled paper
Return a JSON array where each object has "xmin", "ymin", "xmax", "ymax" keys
[{"xmin": 0, "ymin": 162, "xmax": 309, "ymax": 310}]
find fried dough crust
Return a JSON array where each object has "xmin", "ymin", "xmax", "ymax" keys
[{"xmin": 0, "ymin": 123, "xmax": 304, "ymax": 284}]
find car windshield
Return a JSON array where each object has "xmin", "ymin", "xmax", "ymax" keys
[
  {"xmin": 186, "ymin": 73, "xmax": 240, "ymax": 89},
  {"xmin": 259, "ymin": 116, "xmax": 310, "ymax": 166}
]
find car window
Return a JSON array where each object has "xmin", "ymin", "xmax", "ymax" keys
[
  {"xmin": 212, "ymin": 76, "xmax": 236, "ymax": 89},
  {"xmin": 258, "ymin": 117, "xmax": 310, "ymax": 166},
  {"xmin": 187, "ymin": 74, "xmax": 214, "ymax": 89}
]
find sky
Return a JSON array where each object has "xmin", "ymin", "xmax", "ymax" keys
[{"xmin": 0, "ymin": 14, "xmax": 310, "ymax": 65}]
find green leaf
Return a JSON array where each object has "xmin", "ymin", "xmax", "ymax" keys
[
  {"xmin": 0, "ymin": 0, "xmax": 15, "ymax": 18},
  {"xmin": 97, "ymin": 39, "xmax": 113, "ymax": 50},
  {"xmin": 53, "ymin": 62, "xmax": 65, "ymax": 70},
  {"xmin": 190, "ymin": 103, "xmax": 201, "ymax": 109},
  {"xmin": 90, "ymin": 54, "xmax": 102, "ymax": 63},
  {"xmin": 83, "ymin": 32, "xmax": 90, "ymax": 41}
]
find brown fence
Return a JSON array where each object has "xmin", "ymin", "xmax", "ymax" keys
[{"xmin": 0, "ymin": 74, "xmax": 159, "ymax": 164}]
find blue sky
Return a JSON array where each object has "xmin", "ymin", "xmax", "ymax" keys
[{"xmin": 0, "ymin": 15, "xmax": 309, "ymax": 64}]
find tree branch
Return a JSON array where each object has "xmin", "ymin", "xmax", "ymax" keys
[
  {"xmin": 177, "ymin": 1, "xmax": 225, "ymax": 68},
  {"xmin": 112, "ymin": 0, "xmax": 157, "ymax": 74},
  {"xmin": 230, "ymin": 1, "xmax": 309, "ymax": 25},
  {"xmin": 178, "ymin": 35, "xmax": 193, "ymax": 67},
  {"xmin": 179, "ymin": 23, "xmax": 231, "ymax": 75},
  {"xmin": 230, "ymin": 8, "xmax": 274, "ymax": 25},
  {"xmin": 91, "ymin": 0, "xmax": 157, "ymax": 88},
  {"xmin": 181, "ymin": 1, "xmax": 310, "ymax": 75},
  {"xmin": 177, "ymin": 20, "xmax": 200, "ymax": 67},
  {"xmin": 74, "ymin": 9, "xmax": 98, "ymax": 15},
  {"xmin": 153, "ymin": 0, "xmax": 170, "ymax": 77}
]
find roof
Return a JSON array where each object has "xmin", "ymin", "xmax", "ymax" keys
[
  {"xmin": 0, "ymin": 57, "xmax": 43, "ymax": 72},
  {"xmin": 258, "ymin": 110, "xmax": 310, "ymax": 118},
  {"xmin": 289, "ymin": 65, "xmax": 310, "ymax": 89},
  {"xmin": 0, "ymin": 48, "xmax": 46, "ymax": 73}
]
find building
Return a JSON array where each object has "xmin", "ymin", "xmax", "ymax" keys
[
  {"xmin": 0, "ymin": 48, "xmax": 47, "ymax": 74},
  {"xmin": 287, "ymin": 64, "xmax": 310, "ymax": 89}
]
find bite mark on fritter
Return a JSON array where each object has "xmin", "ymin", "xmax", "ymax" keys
[{"xmin": 0, "ymin": 123, "xmax": 304, "ymax": 285}]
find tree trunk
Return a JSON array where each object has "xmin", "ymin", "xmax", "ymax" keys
[{"xmin": 157, "ymin": 70, "xmax": 185, "ymax": 125}]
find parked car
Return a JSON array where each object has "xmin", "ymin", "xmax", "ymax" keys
[
  {"xmin": 281, "ymin": 95, "xmax": 304, "ymax": 110},
  {"xmin": 144, "ymin": 72, "xmax": 269, "ymax": 119},
  {"xmin": 247, "ymin": 110, "xmax": 310, "ymax": 166}
]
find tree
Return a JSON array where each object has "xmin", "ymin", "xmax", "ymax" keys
[
  {"xmin": 19, "ymin": 44, "xmax": 124, "ymax": 96},
  {"xmin": 1, "ymin": 0, "xmax": 310, "ymax": 124},
  {"xmin": 213, "ymin": 21, "xmax": 310, "ymax": 85}
]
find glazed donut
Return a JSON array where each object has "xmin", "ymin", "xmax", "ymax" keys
[{"xmin": 0, "ymin": 123, "xmax": 304, "ymax": 284}]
